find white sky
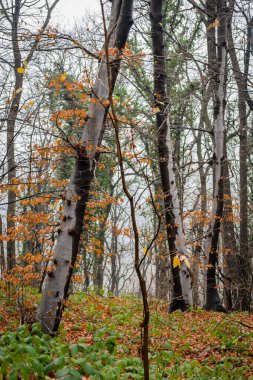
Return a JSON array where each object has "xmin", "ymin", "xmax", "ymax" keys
[{"xmin": 53, "ymin": 0, "xmax": 101, "ymax": 24}]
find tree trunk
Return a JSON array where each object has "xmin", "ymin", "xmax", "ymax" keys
[
  {"xmin": 193, "ymin": 125, "xmax": 208, "ymax": 307},
  {"xmin": 94, "ymin": 169, "xmax": 114, "ymax": 292},
  {"xmin": 155, "ymin": 237, "xmax": 170, "ymax": 300},
  {"xmin": 39, "ymin": 0, "xmax": 133, "ymax": 334},
  {"xmin": 222, "ymin": 143, "xmax": 238, "ymax": 310},
  {"xmin": 150, "ymin": 0, "xmax": 192, "ymax": 312},
  {"xmin": 93, "ymin": 223, "xmax": 106, "ymax": 291},
  {"xmin": 6, "ymin": 0, "xmax": 23, "ymax": 270},
  {"xmin": 4, "ymin": 0, "xmax": 59, "ymax": 270},
  {"xmin": 0, "ymin": 215, "xmax": 5, "ymax": 278},
  {"xmin": 82, "ymin": 242, "xmax": 90, "ymax": 292},
  {"xmin": 110, "ymin": 209, "xmax": 118, "ymax": 295},
  {"xmin": 227, "ymin": 8, "xmax": 251, "ymax": 310},
  {"xmin": 204, "ymin": 0, "xmax": 228, "ymax": 312}
]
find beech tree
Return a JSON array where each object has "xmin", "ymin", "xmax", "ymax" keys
[
  {"xmin": 203, "ymin": 0, "xmax": 228, "ymax": 311},
  {"xmin": 39, "ymin": 0, "xmax": 134, "ymax": 334}
]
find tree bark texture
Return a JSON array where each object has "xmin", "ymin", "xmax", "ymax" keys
[
  {"xmin": 6, "ymin": 0, "xmax": 23, "ymax": 270},
  {"xmin": 39, "ymin": 0, "xmax": 133, "ymax": 334},
  {"xmin": 93, "ymin": 222, "xmax": 106, "ymax": 291},
  {"xmin": 222, "ymin": 144, "xmax": 238, "ymax": 310},
  {"xmin": 155, "ymin": 237, "xmax": 170, "ymax": 300},
  {"xmin": 193, "ymin": 125, "xmax": 208, "ymax": 307},
  {"xmin": 0, "ymin": 216, "xmax": 5, "ymax": 277},
  {"xmin": 227, "ymin": 7, "xmax": 251, "ymax": 310},
  {"xmin": 150, "ymin": 0, "xmax": 192, "ymax": 312},
  {"xmin": 204, "ymin": 0, "xmax": 228, "ymax": 312}
]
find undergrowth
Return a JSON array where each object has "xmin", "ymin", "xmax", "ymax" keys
[{"xmin": 0, "ymin": 288, "xmax": 253, "ymax": 379}]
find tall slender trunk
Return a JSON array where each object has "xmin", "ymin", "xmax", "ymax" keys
[
  {"xmin": 6, "ymin": 0, "xmax": 23, "ymax": 270},
  {"xmin": 110, "ymin": 208, "xmax": 118, "ymax": 295},
  {"xmin": 193, "ymin": 125, "xmax": 208, "ymax": 307},
  {"xmin": 150, "ymin": 0, "xmax": 192, "ymax": 312},
  {"xmin": 4, "ymin": 0, "xmax": 59, "ymax": 270},
  {"xmin": 103, "ymin": 24, "xmax": 150, "ymax": 378},
  {"xmin": 0, "ymin": 216, "xmax": 5, "ymax": 278},
  {"xmin": 93, "ymin": 223, "xmax": 106, "ymax": 291},
  {"xmin": 94, "ymin": 170, "xmax": 114, "ymax": 291},
  {"xmin": 222, "ymin": 142, "xmax": 238, "ymax": 310},
  {"xmin": 204, "ymin": 0, "xmax": 228, "ymax": 312},
  {"xmin": 39, "ymin": 0, "xmax": 134, "ymax": 334},
  {"xmin": 150, "ymin": 152, "xmax": 169, "ymax": 300},
  {"xmin": 227, "ymin": 6, "xmax": 250, "ymax": 309},
  {"xmin": 82, "ymin": 242, "xmax": 90, "ymax": 292}
]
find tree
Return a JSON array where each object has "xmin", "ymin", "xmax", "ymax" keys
[
  {"xmin": 226, "ymin": 0, "xmax": 251, "ymax": 310},
  {"xmin": 0, "ymin": 0, "xmax": 59, "ymax": 270},
  {"xmin": 150, "ymin": 0, "xmax": 192, "ymax": 312},
  {"xmin": 39, "ymin": 0, "xmax": 134, "ymax": 334},
  {"xmin": 204, "ymin": 0, "xmax": 228, "ymax": 312}
]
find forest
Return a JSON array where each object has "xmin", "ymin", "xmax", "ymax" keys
[{"xmin": 0, "ymin": 0, "xmax": 253, "ymax": 378}]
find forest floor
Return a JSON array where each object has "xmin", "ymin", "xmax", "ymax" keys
[{"xmin": 0, "ymin": 285, "xmax": 253, "ymax": 379}]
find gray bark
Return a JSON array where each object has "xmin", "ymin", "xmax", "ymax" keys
[
  {"xmin": 222, "ymin": 143, "xmax": 238, "ymax": 310},
  {"xmin": 0, "ymin": 215, "xmax": 5, "ymax": 277},
  {"xmin": 155, "ymin": 236, "xmax": 170, "ymax": 300},
  {"xmin": 204, "ymin": 0, "xmax": 228, "ymax": 312},
  {"xmin": 192, "ymin": 106, "xmax": 209, "ymax": 307},
  {"xmin": 39, "ymin": 0, "xmax": 133, "ymax": 334},
  {"xmin": 110, "ymin": 208, "xmax": 118, "ymax": 295},
  {"xmin": 227, "ymin": 4, "xmax": 251, "ymax": 310},
  {"xmin": 150, "ymin": 0, "xmax": 192, "ymax": 311},
  {"xmin": 166, "ymin": 116, "xmax": 193, "ymax": 307}
]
